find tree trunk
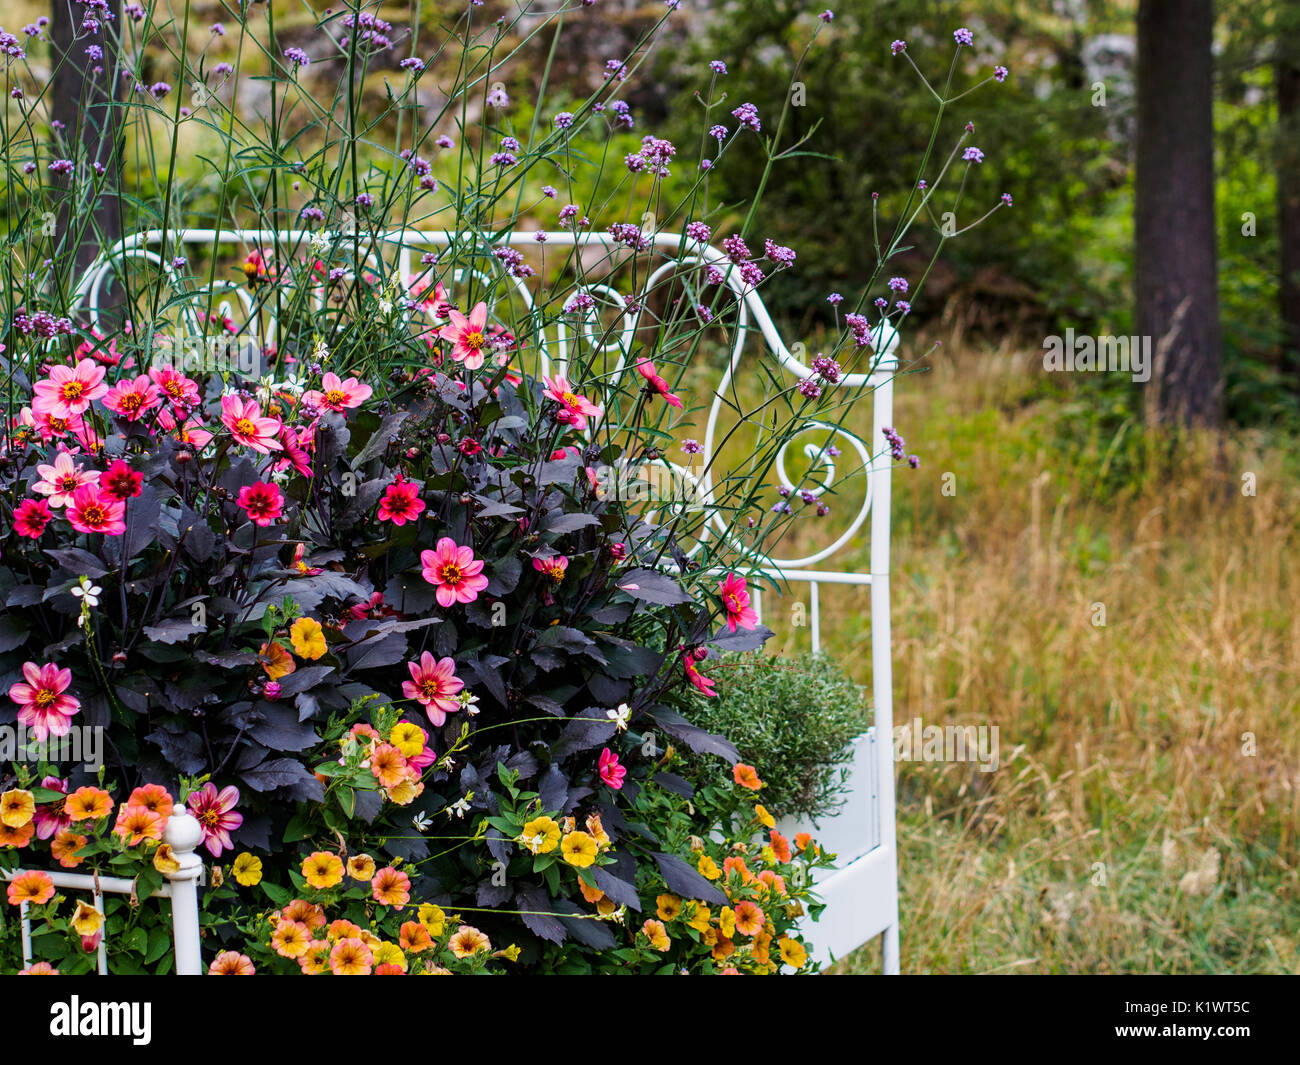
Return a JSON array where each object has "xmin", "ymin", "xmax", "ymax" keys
[
  {"xmin": 1135, "ymin": 0, "xmax": 1223, "ymax": 427},
  {"xmin": 49, "ymin": 0, "xmax": 124, "ymax": 287},
  {"xmin": 1279, "ymin": 42, "xmax": 1300, "ymax": 386}
]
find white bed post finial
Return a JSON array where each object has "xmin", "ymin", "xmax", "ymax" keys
[{"xmin": 162, "ymin": 811, "xmax": 205, "ymax": 975}]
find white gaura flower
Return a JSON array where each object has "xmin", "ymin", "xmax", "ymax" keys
[
  {"xmin": 310, "ymin": 230, "xmax": 333, "ymax": 256},
  {"xmin": 458, "ymin": 691, "xmax": 481, "ymax": 717},
  {"xmin": 411, "ymin": 811, "xmax": 433, "ymax": 832},
  {"xmin": 71, "ymin": 576, "xmax": 102, "ymax": 608},
  {"xmin": 607, "ymin": 703, "xmax": 631, "ymax": 732},
  {"xmin": 446, "ymin": 795, "xmax": 472, "ymax": 820},
  {"xmin": 310, "ymin": 336, "xmax": 330, "ymax": 362}
]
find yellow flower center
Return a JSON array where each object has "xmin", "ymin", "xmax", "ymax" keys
[
  {"xmin": 234, "ymin": 418, "xmax": 257, "ymax": 437},
  {"xmin": 464, "ymin": 331, "xmax": 485, "ymax": 349},
  {"xmin": 61, "ymin": 381, "xmax": 84, "ymax": 401}
]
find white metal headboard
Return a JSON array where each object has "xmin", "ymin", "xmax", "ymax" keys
[{"xmin": 68, "ymin": 228, "xmax": 901, "ymax": 973}]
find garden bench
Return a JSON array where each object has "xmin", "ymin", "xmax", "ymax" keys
[{"xmin": 69, "ymin": 228, "xmax": 902, "ymax": 974}]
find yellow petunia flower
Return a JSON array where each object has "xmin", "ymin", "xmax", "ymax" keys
[
  {"xmin": 373, "ymin": 941, "xmax": 407, "ymax": 970},
  {"xmin": 1, "ymin": 789, "xmax": 35, "ymax": 828},
  {"xmin": 560, "ymin": 830, "xmax": 598, "ymax": 869},
  {"xmin": 656, "ymin": 893, "xmax": 682, "ymax": 921},
  {"xmin": 71, "ymin": 900, "xmax": 104, "ymax": 938},
  {"xmin": 389, "ymin": 722, "xmax": 426, "ymax": 758},
  {"xmin": 687, "ymin": 904, "xmax": 711, "ymax": 934},
  {"xmin": 519, "ymin": 816, "xmax": 561, "ymax": 855},
  {"xmin": 754, "ymin": 804, "xmax": 775, "ymax": 829},
  {"xmin": 302, "ymin": 851, "xmax": 344, "ymax": 889},
  {"xmin": 289, "ymin": 617, "xmax": 328, "ymax": 660},
  {"xmin": 232, "ymin": 852, "xmax": 263, "ymax": 887},
  {"xmin": 418, "ymin": 903, "xmax": 446, "ymax": 938},
  {"xmin": 697, "ymin": 854, "xmax": 721, "ymax": 880},
  {"xmin": 718, "ymin": 906, "xmax": 737, "ymax": 939},
  {"xmin": 152, "ymin": 844, "xmax": 180, "ymax": 874},
  {"xmin": 778, "ymin": 936, "xmax": 808, "ymax": 968}
]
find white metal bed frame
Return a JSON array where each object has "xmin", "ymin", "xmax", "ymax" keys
[
  {"xmin": 2, "ymin": 811, "xmax": 206, "ymax": 975},
  {"xmin": 60, "ymin": 227, "xmax": 901, "ymax": 974}
]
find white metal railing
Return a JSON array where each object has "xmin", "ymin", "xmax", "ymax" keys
[
  {"xmin": 69, "ymin": 228, "xmax": 901, "ymax": 973},
  {"xmin": 2, "ymin": 812, "xmax": 205, "ymax": 975}
]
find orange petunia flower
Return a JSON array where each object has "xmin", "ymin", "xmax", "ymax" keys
[
  {"xmin": 6, "ymin": 869, "xmax": 54, "ymax": 906},
  {"xmin": 259, "ymin": 640, "xmax": 296, "ymax": 680},
  {"xmin": 656, "ymin": 893, "xmax": 683, "ymax": 921},
  {"xmin": 126, "ymin": 784, "xmax": 174, "ymax": 820},
  {"xmin": 732, "ymin": 763, "xmax": 763, "ymax": 790},
  {"xmin": 578, "ymin": 878, "xmax": 605, "ymax": 905},
  {"xmin": 51, "ymin": 829, "xmax": 88, "ymax": 868},
  {"xmin": 302, "ymin": 851, "xmax": 344, "ymax": 889},
  {"xmin": 0, "ymin": 822, "xmax": 35, "ymax": 849},
  {"xmin": 327, "ymin": 918, "xmax": 363, "ymax": 941},
  {"xmin": 733, "ymin": 900, "xmax": 765, "ymax": 937},
  {"xmin": 113, "ymin": 804, "xmax": 165, "ymax": 846},
  {"xmin": 642, "ymin": 919, "xmax": 671, "ymax": 952},
  {"xmin": 769, "ymin": 829, "xmax": 792, "ymax": 863},
  {"xmin": 399, "ymin": 921, "xmax": 435, "ymax": 953},
  {"xmin": 279, "ymin": 899, "xmax": 326, "ymax": 929},
  {"xmin": 368, "ymin": 743, "xmax": 410, "ymax": 789},
  {"xmin": 65, "ymin": 786, "xmax": 113, "ymax": 821}
]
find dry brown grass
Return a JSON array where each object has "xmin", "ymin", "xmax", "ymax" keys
[{"xmin": 743, "ymin": 338, "xmax": 1300, "ymax": 973}]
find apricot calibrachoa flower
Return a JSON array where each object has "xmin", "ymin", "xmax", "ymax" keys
[
  {"xmin": 9, "ymin": 661, "xmax": 81, "ymax": 742},
  {"xmin": 272, "ymin": 919, "xmax": 313, "ymax": 959},
  {"xmin": 302, "ymin": 851, "xmax": 345, "ymax": 889},
  {"xmin": 6, "ymin": 870, "xmax": 54, "ymax": 907},
  {"xmin": 371, "ymin": 866, "xmax": 411, "ymax": 908},
  {"xmin": 733, "ymin": 900, "xmax": 765, "ymax": 937},
  {"xmin": 330, "ymin": 937, "xmax": 374, "ymax": 975},
  {"xmin": 448, "ymin": 925, "xmax": 491, "ymax": 958},
  {"xmin": 402, "ymin": 651, "xmax": 464, "ymax": 725},
  {"xmin": 209, "ymin": 951, "xmax": 256, "ymax": 975},
  {"xmin": 420, "ymin": 537, "xmax": 489, "ymax": 607},
  {"xmin": 732, "ymin": 763, "xmax": 763, "ymax": 790},
  {"xmin": 51, "ymin": 830, "xmax": 88, "ymax": 868},
  {"xmin": 113, "ymin": 804, "xmax": 166, "ymax": 846}
]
